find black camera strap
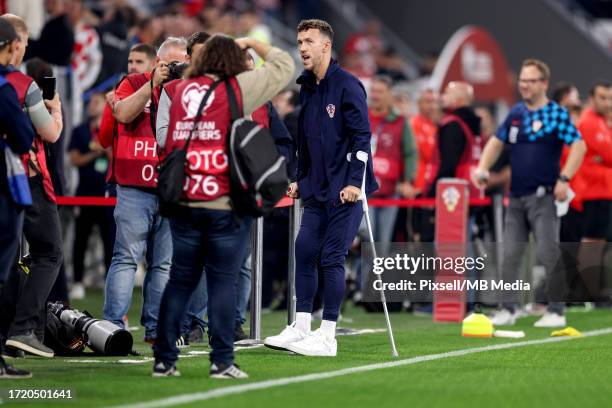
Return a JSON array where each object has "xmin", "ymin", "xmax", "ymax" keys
[{"xmin": 149, "ymin": 76, "xmax": 158, "ymax": 137}]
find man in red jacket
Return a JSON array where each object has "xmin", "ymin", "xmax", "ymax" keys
[
  {"xmin": 102, "ymin": 37, "xmax": 187, "ymax": 343},
  {"xmin": 577, "ymin": 81, "xmax": 612, "ymax": 302},
  {"xmin": 98, "ymin": 44, "xmax": 156, "ymax": 149}
]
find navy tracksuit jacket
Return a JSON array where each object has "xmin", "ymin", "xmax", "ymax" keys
[
  {"xmin": 294, "ymin": 59, "xmax": 378, "ymax": 321},
  {"xmin": 296, "ymin": 59, "xmax": 378, "ymax": 201}
]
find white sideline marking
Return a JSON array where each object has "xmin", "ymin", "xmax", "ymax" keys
[
  {"xmin": 338, "ymin": 328, "xmax": 386, "ymax": 336},
  {"xmin": 111, "ymin": 327, "xmax": 612, "ymax": 408}
]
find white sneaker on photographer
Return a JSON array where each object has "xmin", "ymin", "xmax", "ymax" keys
[
  {"xmin": 286, "ymin": 329, "xmax": 337, "ymax": 357},
  {"xmin": 489, "ymin": 309, "xmax": 517, "ymax": 326},
  {"xmin": 264, "ymin": 322, "xmax": 307, "ymax": 351},
  {"xmin": 534, "ymin": 312, "xmax": 566, "ymax": 328}
]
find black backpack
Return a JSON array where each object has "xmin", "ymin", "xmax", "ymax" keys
[{"xmin": 225, "ymin": 80, "xmax": 289, "ymax": 217}]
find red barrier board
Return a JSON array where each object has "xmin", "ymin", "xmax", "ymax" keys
[
  {"xmin": 56, "ymin": 195, "xmax": 296, "ymax": 208},
  {"xmin": 433, "ymin": 179, "xmax": 468, "ymax": 322}
]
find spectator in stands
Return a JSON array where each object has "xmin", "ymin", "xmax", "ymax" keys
[
  {"xmin": 25, "ymin": 0, "xmax": 74, "ymax": 67},
  {"xmin": 0, "ymin": 15, "xmax": 64, "ymax": 359},
  {"xmin": 474, "ymin": 59, "xmax": 586, "ymax": 328},
  {"xmin": 343, "ymin": 18, "xmax": 383, "ymax": 78},
  {"xmin": 68, "ymin": 0, "xmax": 102, "ymax": 125},
  {"xmin": 153, "ymin": 34, "xmax": 294, "ymax": 378},
  {"xmin": 0, "ymin": 16, "xmax": 35, "ymax": 378},
  {"xmin": 103, "ymin": 37, "xmax": 187, "ymax": 344},
  {"xmin": 131, "ymin": 17, "xmax": 161, "ymax": 46},
  {"xmin": 376, "ymin": 47, "xmax": 408, "ymax": 82},
  {"xmin": 238, "ymin": 7, "xmax": 271, "ymax": 44},
  {"xmin": 68, "ymin": 92, "xmax": 112, "ymax": 300},
  {"xmin": 95, "ymin": 5, "xmax": 137, "ymax": 86},
  {"xmin": 367, "ymin": 74, "xmax": 418, "ymax": 254},
  {"xmin": 577, "ymin": 81, "xmax": 612, "ymax": 302}
]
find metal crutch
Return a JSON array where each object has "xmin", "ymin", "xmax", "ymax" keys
[{"xmin": 355, "ymin": 152, "xmax": 399, "ymax": 358}]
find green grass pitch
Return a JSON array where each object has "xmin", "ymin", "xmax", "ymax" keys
[{"xmin": 1, "ymin": 290, "xmax": 611, "ymax": 408}]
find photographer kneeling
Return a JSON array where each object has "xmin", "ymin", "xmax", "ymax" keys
[{"xmin": 152, "ymin": 35, "xmax": 294, "ymax": 379}]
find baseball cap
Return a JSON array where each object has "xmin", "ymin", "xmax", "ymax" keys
[{"xmin": 0, "ymin": 17, "xmax": 18, "ymax": 48}]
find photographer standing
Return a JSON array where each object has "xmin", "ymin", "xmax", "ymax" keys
[
  {"xmin": 103, "ymin": 37, "xmax": 187, "ymax": 344},
  {"xmin": 153, "ymin": 35, "xmax": 294, "ymax": 378}
]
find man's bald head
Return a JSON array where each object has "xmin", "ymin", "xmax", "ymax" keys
[{"xmin": 441, "ymin": 81, "xmax": 474, "ymax": 110}]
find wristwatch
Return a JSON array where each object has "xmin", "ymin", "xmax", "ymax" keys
[{"xmin": 558, "ymin": 174, "xmax": 570, "ymax": 183}]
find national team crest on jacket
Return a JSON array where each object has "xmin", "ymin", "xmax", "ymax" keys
[{"xmin": 326, "ymin": 104, "xmax": 335, "ymax": 118}]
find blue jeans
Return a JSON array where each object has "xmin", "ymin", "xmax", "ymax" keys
[
  {"xmin": 154, "ymin": 208, "xmax": 251, "ymax": 366},
  {"xmin": 181, "ymin": 249, "xmax": 252, "ymax": 333},
  {"xmin": 103, "ymin": 186, "xmax": 172, "ymax": 340}
]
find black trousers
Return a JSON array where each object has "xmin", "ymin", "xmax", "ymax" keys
[
  {"xmin": 72, "ymin": 206, "xmax": 113, "ymax": 283},
  {"xmin": 1, "ymin": 175, "xmax": 63, "ymax": 338},
  {"xmin": 0, "ymin": 194, "xmax": 23, "ymax": 287},
  {"xmin": 262, "ymin": 208, "xmax": 290, "ymax": 308}
]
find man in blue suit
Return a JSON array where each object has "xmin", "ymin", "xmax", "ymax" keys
[{"xmin": 265, "ymin": 19, "xmax": 377, "ymax": 357}]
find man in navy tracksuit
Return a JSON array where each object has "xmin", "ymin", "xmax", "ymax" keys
[{"xmin": 264, "ymin": 19, "xmax": 377, "ymax": 357}]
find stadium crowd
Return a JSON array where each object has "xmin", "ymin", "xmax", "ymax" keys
[{"xmin": 0, "ymin": 0, "xmax": 611, "ymax": 380}]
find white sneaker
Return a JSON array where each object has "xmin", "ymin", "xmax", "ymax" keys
[
  {"xmin": 534, "ymin": 312, "xmax": 566, "ymax": 328},
  {"xmin": 286, "ymin": 329, "xmax": 337, "ymax": 357},
  {"xmin": 69, "ymin": 283, "xmax": 85, "ymax": 300},
  {"xmin": 264, "ymin": 323, "xmax": 308, "ymax": 351},
  {"xmin": 489, "ymin": 309, "xmax": 517, "ymax": 326}
]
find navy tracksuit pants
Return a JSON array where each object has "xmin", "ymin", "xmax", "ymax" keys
[{"xmin": 295, "ymin": 198, "xmax": 363, "ymax": 321}]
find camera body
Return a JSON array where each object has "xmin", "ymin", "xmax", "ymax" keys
[{"xmin": 166, "ymin": 61, "xmax": 189, "ymax": 83}]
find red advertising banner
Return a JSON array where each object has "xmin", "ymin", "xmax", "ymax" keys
[
  {"xmin": 433, "ymin": 179, "xmax": 469, "ymax": 322},
  {"xmin": 430, "ymin": 26, "xmax": 514, "ymax": 105}
]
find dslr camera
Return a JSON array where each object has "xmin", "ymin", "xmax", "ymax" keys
[{"xmin": 166, "ymin": 61, "xmax": 189, "ymax": 83}]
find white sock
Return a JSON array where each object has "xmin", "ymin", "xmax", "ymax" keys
[
  {"xmin": 295, "ymin": 312, "xmax": 311, "ymax": 334},
  {"xmin": 319, "ymin": 319, "xmax": 336, "ymax": 340}
]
